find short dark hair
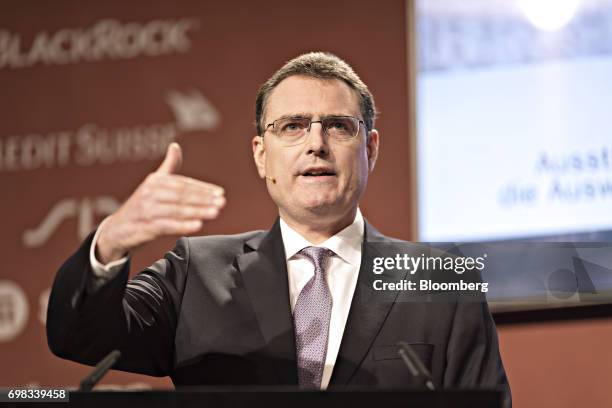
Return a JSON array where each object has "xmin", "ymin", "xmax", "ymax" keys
[{"xmin": 255, "ymin": 52, "xmax": 377, "ymax": 136}]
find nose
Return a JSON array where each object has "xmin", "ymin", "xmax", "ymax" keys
[{"xmin": 304, "ymin": 121, "xmax": 329, "ymax": 156}]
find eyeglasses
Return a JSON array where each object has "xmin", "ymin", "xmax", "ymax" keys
[{"xmin": 263, "ymin": 116, "xmax": 365, "ymax": 146}]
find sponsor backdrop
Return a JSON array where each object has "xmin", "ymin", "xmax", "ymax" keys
[{"xmin": 0, "ymin": 0, "xmax": 413, "ymax": 389}]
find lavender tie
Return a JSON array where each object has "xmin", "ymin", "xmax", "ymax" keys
[{"xmin": 293, "ymin": 246, "xmax": 335, "ymax": 388}]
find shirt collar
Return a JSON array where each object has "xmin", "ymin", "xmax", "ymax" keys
[{"xmin": 279, "ymin": 208, "xmax": 364, "ymax": 267}]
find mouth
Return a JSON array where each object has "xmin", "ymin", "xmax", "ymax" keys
[{"xmin": 299, "ymin": 167, "xmax": 337, "ymax": 178}]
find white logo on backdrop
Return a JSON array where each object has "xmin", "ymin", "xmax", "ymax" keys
[
  {"xmin": 0, "ymin": 280, "xmax": 29, "ymax": 342},
  {"xmin": 22, "ymin": 196, "xmax": 120, "ymax": 248},
  {"xmin": 166, "ymin": 89, "xmax": 220, "ymax": 132},
  {"xmin": 166, "ymin": 89, "xmax": 221, "ymax": 132},
  {"xmin": 1, "ymin": 88, "xmax": 221, "ymax": 173},
  {"xmin": 0, "ymin": 18, "xmax": 199, "ymax": 70}
]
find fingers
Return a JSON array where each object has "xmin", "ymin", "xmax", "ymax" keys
[
  {"xmin": 144, "ymin": 173, "xmax": 225, "ymax": 207},
  {"xmin": 132, "ymin": 173, "xmax": 226, "ymax": 236},
  {"xmin": 149, "ymin": 218, "xmax": 203, "ymax": 236},
  {"xmin": 169, "ymin": 174, "xmax": 225, "ymax": 195},
  {"xmin": 100, "ymin": 143, "xmax": 227, "ymax": 255},
  {"xmin": 156, "ymin": 142, "xmax": 183, "ymax": 174},
  {"xmin": 147, "ymin": 202, "xmax": 223, "ymax": 220},
  {"xmin": 154, "ymin": 189, "xmax": 224, "ymax": 207}
]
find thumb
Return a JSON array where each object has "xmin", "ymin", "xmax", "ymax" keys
[{"xmin": 156, "ymin": 142, "xmax": 183, "ymax": 174}]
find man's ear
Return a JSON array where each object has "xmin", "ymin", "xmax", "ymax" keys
[
  {"xmin": 252, "ymin": 135, "xmax": 267, "ymax": 179},
  {"xmin": 366, "ymin": 129, "xmax": 379, "ymax": 172}
]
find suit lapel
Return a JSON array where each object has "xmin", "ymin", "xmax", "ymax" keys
[
  {"xmin": 236, "ymin": 218, "xmax": 298, "ymax": 384},
  {"xmin": 330, "ymin": 221, "xmax": 409, "ymax": 385}
]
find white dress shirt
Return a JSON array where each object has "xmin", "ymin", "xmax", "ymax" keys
[
  {"xmin": 90, "ymin": 210, "xmax": 364, "ymax": 389},
  {"xmin": 89, "ymin": 217, "xmax": 129, "ymax": 286},
  {"xmin": 280, "ymin": 209, "xmax": 363, "ymax": 389}
]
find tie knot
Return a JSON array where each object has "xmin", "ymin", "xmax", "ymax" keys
[{"xmin": 299, "ymin": 246, "xmax": 335, "ymax": 271}]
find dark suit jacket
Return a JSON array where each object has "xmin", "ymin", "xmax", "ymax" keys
[{"xmin": 47, "ymin": 218, "xmax": 509, "ymax": 396}]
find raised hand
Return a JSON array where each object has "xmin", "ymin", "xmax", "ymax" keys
[{"xmin": 95, "ymin": 143, "xmax": 225, "ymax": 263}]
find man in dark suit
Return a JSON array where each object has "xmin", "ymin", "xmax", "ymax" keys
[{"xmin": 47, "ymin": 52, "xmax": 510, "ymax": 398}]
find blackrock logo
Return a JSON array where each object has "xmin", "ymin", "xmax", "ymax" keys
[
  {"xmin": 0, "ymin": 18, "xmax": 199, "ymax": 70},
  {"xmin": 0, "ymin": 88, "xmax": 220, "ymax": 173},
  {"xmin": 0, "ymin": 280, "xmax": 29, "ymax": 342}
]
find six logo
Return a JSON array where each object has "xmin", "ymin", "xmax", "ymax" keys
[{"xmin": 22, "ymin": 196, "xmax": 120, "ymax": 248}]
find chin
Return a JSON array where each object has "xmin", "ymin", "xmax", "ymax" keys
[{"xmin": 300, "ymin": 198, "xmax": 344, "ymax": 214}]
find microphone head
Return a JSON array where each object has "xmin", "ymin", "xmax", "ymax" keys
[{"xmin": 266, "ymin": 176, "xmax": 276, "ymax": 183}]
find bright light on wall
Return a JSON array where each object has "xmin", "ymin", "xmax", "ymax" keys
[{"xmin": 519, "ymin": 0, "xmax": 580, "ymax": 31}]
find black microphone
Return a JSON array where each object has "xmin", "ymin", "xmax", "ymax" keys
[
  {"xmin": 79, "ymin": 350, "xmax": 122, "ymax": 391},
  {"xmin": 397, "ymin": 342, "xmax": 435, "ymax": 391}
]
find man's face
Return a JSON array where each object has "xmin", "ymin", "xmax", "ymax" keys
[{"xmin": 252, "ymin": 75, "xmax": 379, "ymax": 226}]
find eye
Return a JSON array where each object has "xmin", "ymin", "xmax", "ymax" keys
[
  {"xmin": 279, "ymin": 118, "xmax": 308, "ymax": 133},
  {"xmin": 282, "ymin": 122, "xmax": 302, "ymax": 131},
  {"xmin": 328, "ymin": 120, "xmax": 349, "ymax": 131},
  {"xmin": 326, "ymin": 118, "xmax": 357, "ymax": 134}
]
